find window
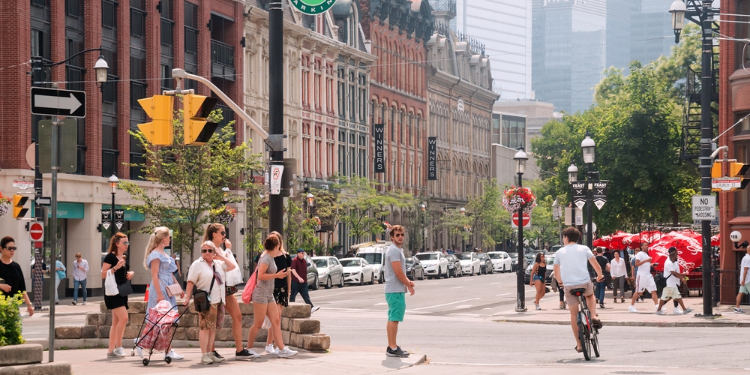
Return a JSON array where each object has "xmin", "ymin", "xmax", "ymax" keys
[
  {"xmin": 349, "ymin": 71, "xmax": 356, "ymax": 121},
  {"xmin": 161, "ymin": 64, "xmax": 172, "ymax": 90},
  {"xmin": 359, "ymin": 74, "xmax": 367, "ymax": 123},
  {"xmin": 131, "ymin": 7, "xmax": 146, "ymax": 37},
  {"xmin": 337, "ymin": 67, "xmax": 346, "ymax": 118},
  {"xmin": 102, "ymin": 0, "xmax": 116, "ymax": 29},
  {"xmin": 66, "ymin": 0, "xmax": 81, "ymax": 17}
]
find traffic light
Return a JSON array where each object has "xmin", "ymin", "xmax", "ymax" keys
[
  {"xmin": 711, "ymin": 162, "xmax": 722, "ymax": 178},
  {"xmin": 729, "ymin": 162, "xmax": 750, "ymax": 190},
  {"xmin": 12, "ymin": 195, "xmax": 28, "ymax": 219},
  {"xmin": 183, "ymin": 94, "xmax": 219, "ymax": 145},
  {"xmin": 137, "ymin": 95, "xmax": 174, "ymax": 145}
]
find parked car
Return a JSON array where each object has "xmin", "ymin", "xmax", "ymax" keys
[
  {"xmin": 340, "ymin": 257, "xmax": 375, "ymax": 285},
  {"xmin": 456, "ymin": 252, "xmax": 481, "ymax": 276},
  {"xmin": 414, "ymin": 252, "xmax": 449, "ymax": 279},
  {"xmin": 312, "ymin": 256, "xmax": 345, "ymax": 289},
  {"xmin": 477, "ymin": 253, "xmax": 494, "ymax": 274},
  {"xmin": 304, "ymin": 255, "xmax": 319, "ymax": 290},
  {"xmin": 487, "ymin": 251, "xmax": 512, "ymax": 273},
  {"xmin": 550, "ymin": 245, "xmax": 562, "ymax": 253},
  {"xmin": 524, "ymin": 254, "xmax": 555, "ymax": 284},
  {"xmin": 509, "ymin": 252, "xmax": 527, "ymax": 272},
  {"xmin": 405, "ymin": 257, "xmax": 425, "ymax": 280},
  {"xmin": 445, "ymin": 254, "xmax": 462, "ymax": 278},
  {"xmin": 355, "ymin": 241, "xmax": 390, "ymax": 284}
]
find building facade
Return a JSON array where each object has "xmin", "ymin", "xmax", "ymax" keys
[
  {"xmin": 493, "ymin": 99, "xmax": 559, "ymax": 143},
  {"xmin": 0, "ymin": 0, "xmax": 246, "ymax": 297}
]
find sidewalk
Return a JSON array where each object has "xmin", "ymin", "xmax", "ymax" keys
[{"xmin": 491, "ymin": 290, "xmax": 750, "ymax": 327}]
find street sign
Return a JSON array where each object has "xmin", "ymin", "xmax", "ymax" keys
[
  {"xmin": 572, "ymin": 182, "xmax": 586, "ymax": 209},
  {"xmin": 575, "ymin": 207, "xmax": 583, "ymax": 226},
  {"xmin": 592, "ymin": 181, "xmax": 608, "ymax": 210},
  {"xmin": 511, "ymin": 213, "xmax": 531, "ymax": 228},
  {"xmin": 270, "ymin": 165, "xmax": 284, "ymax": 195},
  {"xmin": 12, "ymin": 180, "xmax": 34, "ymax": 189},
  {"xmin": 114, "ymin": 209, "xmax": 125, "ymax": 230},
  {"xmin": 31, "ymin": 87, "xmax": 86, "ymax": 118},
  {"xmin": 101, "ymin": 209, "xmax": 111, "ymax": 230},
  {"xmin": 38, "ymin": 119, "xmax": 78, "ymax": 174},
  {"xmin": 35, "ymin": 197, "xmax": 51, "ymax": 206},
  {"xmin": 692, "ymin": 195, "xmax": 716, "ymax": 221},
  {"xmin": 29, "ymin": 222, "xmax": 44, "ymax": 242},
  {"xmin": 712, "ymin": 177, "xmax": 743, "ymax": 191}
]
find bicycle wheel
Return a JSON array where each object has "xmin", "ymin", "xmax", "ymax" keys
[
  {"xmin": 592, "ymin": 329, "xmax": 600, "ymax": 358},
  {"xmin": 577, "ymin": 321, "xmax": 590, "ymax": 361}
]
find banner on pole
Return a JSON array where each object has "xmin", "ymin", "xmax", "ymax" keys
[
  {"xmin": 428, "ymin": 137, "xmax": 437, "ymax": 180},
  {"xmin": 374, "ymin": 124, "xmax": 385, "ymax": 173}
]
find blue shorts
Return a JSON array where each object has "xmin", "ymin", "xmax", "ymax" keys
[{"xmin": 533, "ymin": 275, "xmax": 544, "ymax": 282}]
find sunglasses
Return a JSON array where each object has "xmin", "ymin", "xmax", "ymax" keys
[
  {"xmin": 4, "ymin": 247, "xmax": 17, "ymax": 251},
  {"xmin": 220, "ymin": 231, "xmax": 226, "ymax": 235},
  {"xmin": 122, "ymin": 241, "xmax": 130, "ymax": 245},
  {"xmin": 202, "ymin": 249, "xmax": 214, "ymax": 253},
  {"xmin": 393, "ymin": 233, "xmax": 404, "ymax": 238}
]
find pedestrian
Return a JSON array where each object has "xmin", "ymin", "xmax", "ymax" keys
[
  {"xmin": 629, "ymin": 242, "xmax": 659, "ymax": 313},
  {"xmin": 610, "ymin": 250, "xmax": 627, "ymax": 303},
  {"xmin": 550, "ymin": 270, "xmax": 565, "ymax": 309},
  {"xmin": 203, "ymin": 223, "xmax": 254, "ymax": 360},
  {"xmin": 594, "ymin": 248, "xmax": 610, "ymax": 308},
  {"xmin": 345, "ymin": 247, "xmax": 355, "ymax": 258},
  {"xmin": 630, "ymin": 247, "xmax": 644, "ymax": 301},
  {"xmin": 244, "ymin": 235, "xmax": 297, "ymax": 358},
  {"xmin": 290, "ymin": 248, "xmax": 319, "ymax": 313},
  {"xmin": 102, "ymin": 232, "xmax": 134, "ymax": 358},
  {"xmin": 72, "ymin": 253, "xmax": 88, "ymax": 305},
  {"xmin": 384, "ymin": 225, "xmax": 415, "ymax": 358},
  {"xmin": 656, "ymin": 247, "xmax": 694, "ymax": 315},
  {"xmin": 553, "ymin": 227, "xmax": 604, "ymax": 354},
  {"xmin": 530, "ymin": 253, "xmax": 547, "ymax": 310},
  {"xmin": 0, "ymin": 237, "xmax": 34, "ymax": 316},
  {"xmin": 54, "ymin": 257, "xmax": 66, "ymax": 305},
  {"xmin": 265, "ymin": 231, "xmax": 292, "ymax": 355},
  {"xmin": 183, "ymin": 241, "xmax": 237, "ymax": 365},
  {"xmin": 136, "ymin": 227, "xmax": 184, "ymax": 360},
  {"xmin": 735, "ymin": 241, "xmax": 750, "ymax": 313}
]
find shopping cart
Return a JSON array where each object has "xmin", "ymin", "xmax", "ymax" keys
[{"xmin": 131, "ymin": 300, "xmax": 187, "ymax": 366}]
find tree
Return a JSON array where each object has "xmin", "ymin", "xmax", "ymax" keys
[
  {"xmin": 336, "ymin": 176, "xmax": 401, "ymax": 242},
  {"xmin": 120, "ymin": 100, "xmax": 262, "ymax": 269},
  {"xmin": 310, "ymin": 187, "xmax": 341, "ymax": 255},
  {"xmin": 466, "ymin": 179, "xmax": 506, "ymax": 250},
  {"xmin": 284, "ymin": 199, "xmax": 319, "ymax": 253}
]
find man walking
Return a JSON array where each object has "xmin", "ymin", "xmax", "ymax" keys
[
  {"xmin": 629, "ymin": 242, "xmax": 659, "ymax": 313},
  {"xmin": 734, "ymin": 241, "xmax": 750, "ymax": 313},
  {"xmin": 384, "ymin": 225, "xmax": 414, "ymax": 358},
  {"xmin": 656, "ymin": 247, "xmax": 693, "ymax": 315},
  {"xmin": 553, "ymin": 227, "xmax": 604, "ymax": 354},
  {"xmin": 594, "ymin": 248, "xmax": 610, "ymax": 308},
  {"xmin": 289, "ymin": 249, "xmax": 320, "ymax": 313},
  {"xmin": 72, "ymin": 253, "xmax": 88, "ymax": 305}
]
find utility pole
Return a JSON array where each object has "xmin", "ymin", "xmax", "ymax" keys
[
  {"xmin": 268, "ymin": 0, "xmax": 285, "ymax": 235},
  {"xmin": 699, "ymin": 0, "xmax": 715, "ymax": 317}
]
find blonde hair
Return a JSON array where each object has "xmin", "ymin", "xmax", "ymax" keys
[{"xmin": 143, "ymin": 226, "xmax": 170, "ymax": 269}]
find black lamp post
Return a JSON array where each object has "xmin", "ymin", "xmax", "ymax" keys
[
  {"xmin": 581, "ymin": 133, "xmax": 596, "ymax": 248},
  {"xmin": 420, "ymin": 203, "xmax": 426, "ymax": 253},
  {"xmin": 514, "ymin": 146, "xmax": 528, "ymax": 312},
  {"xmin": 669, "ymin": 0, "xmax": 717, "ymax": 317}
]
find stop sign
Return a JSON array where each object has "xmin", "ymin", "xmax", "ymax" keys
[
  {"xmin": 512, "ymin": 213, "xmax": 531, "ymax": 228},
  {"xmin": 29, "ymin": 222, "xmax": 44, "ymax": 242}
]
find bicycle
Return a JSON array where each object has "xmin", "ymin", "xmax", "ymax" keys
[{"xmin": 570, "ymin": 287, "xmax": 600, "ymax": 361}]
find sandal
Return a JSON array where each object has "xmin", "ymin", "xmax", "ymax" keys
[{"xmin": 574, "ymin": 346, "xmax": 583, "ymax": 353}]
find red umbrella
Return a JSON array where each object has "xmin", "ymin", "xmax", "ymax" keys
[
  {"xmin": 639, "ymin": 230, "xmax": 663, "ymax": 243},
  {"xmin": 593, "ymin": 231, "xmax": 630, "ymax": 249},
  {"xmin": 647, "ymin": 230, "xmax": 702, "ymax": 272},
  {"xmin": 711, "ymin": 233, "xmax": 720, "ymax": 246}
]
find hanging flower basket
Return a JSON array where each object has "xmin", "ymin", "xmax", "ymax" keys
[
  {"xmin": 214, "ymin": 206, "xmax": 238, "ymax": 224},
  {"xmin": 0, "ymin": 193, "xmax": 11, "ymax": 218},
  {"xmin": 502, "ymin": 187, "xmax": 537, "ymax": 214}
]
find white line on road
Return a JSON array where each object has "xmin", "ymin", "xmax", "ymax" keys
[
  {"xmin": 454, "ymin": 305, "xmax": 472, "ymax": 309},
  {"xmin": 453, "ymin": 313, "xmax": 480, "ymax": 316},
  {"xmin": 408, "ymin": 298, "xmax": 479, "ymax": 311},
  {"xmin": 450, "ymin": 286, "xmax": 464, "ymax": 289},
  {"xmin": 496, "ymin": 293, "xmax": 512, "ymax": 296}
]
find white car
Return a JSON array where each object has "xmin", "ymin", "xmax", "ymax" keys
[
  {"xmin": 340, "ymin": 257, "xmax": 375, "ymax": 285},
  {"xmin": 487, "ymin": 251, "xmax": 512, "ymax": 273},
  {"xmin": 311, "ymin": 256, "xmax": 345, "ymax": 289},
  {"xmin": 356, "ymin": 242, "xmax": 390, "ymax": 283},
  {"xmin": 414, "ymin": 252, "xmax": 449, "ymax": 279},
  {"xmin": 455, "ymin": 252, "xmax": 481, "ymax": 276}
]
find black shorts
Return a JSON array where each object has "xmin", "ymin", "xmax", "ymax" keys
[{"xmin": 272, "ymin": 286, "xmax": 288, "ymax": 307}]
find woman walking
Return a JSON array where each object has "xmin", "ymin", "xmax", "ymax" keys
[
  {"xmin": 102, "ymin": 232, "xmax": 134, "ymax": 358},
  {"xmin": 0, "ymin": 237, "xmax": 34, "ymax": 316},
  {"xmin": 204, "ymin": 223, "xmax": 253, "ymax": 360},
  {"xmin": 184, "ymin": 241, "xmax": 237, "ymax": 364},
  {"xmin": 265, "ymin": 231, "xmax": 292, "ymax": 355},
  {"xmin": 140, "ymin": 227, "xmax": 184, "ymax": 360},
  {"xmin": 530, "ymin": 253, "xmax": 547, "ymax": 310},
  {"xmin": 610, "ymin": 250, "xmax": 627, "ymax": 303},
  {"xmin": 244, "ymin": 235, "xmax": 297, "ymax": 358}
]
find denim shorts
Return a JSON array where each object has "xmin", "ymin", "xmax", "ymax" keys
[{"xmin": 533, "ymin": 275, "xmax": 544, "ymax": 282}]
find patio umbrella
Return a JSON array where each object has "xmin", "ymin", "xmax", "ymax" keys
[
  {"xmin": 593, "ymin": 231, "xmax": 630, "ymax": 249},
  {"xmin": 711, "ymin": 233, "xmax": 720, "ymax": 246},
  {"xmin": 647, "ymin": 230, "xmax": 702, "ymax": 272}
]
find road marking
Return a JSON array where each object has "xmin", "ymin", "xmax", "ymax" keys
[
  {"xmin": 453, "ymin": 313, "xmax": 480, "ymax": 316},
  {"xmin": 454, "ymin": 305, "xmax": 472, "ymax": 309},
  {"xmin": 408, "ymin": 298, "xmax": 479, "ymax": 311},
  {"xmin": 450, "ymin": 286, "xmax": 464, "ymax": 289},
  {"xmin": 496, "ymin": 293, "xmax": 512, "ymax": 296}
]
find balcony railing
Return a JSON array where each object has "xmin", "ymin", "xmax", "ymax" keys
[{"xmin": 211, "ymin": 40, "xmax": 235, "ymax": 81}]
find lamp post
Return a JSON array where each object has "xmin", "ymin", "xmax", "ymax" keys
[
  {"xmin": 420, "ymin": 203, "xmax": 426, "ymax": 253},
  {"xmin": 109, "ymin": 174, "xmax": 118, "ymax": 238},
  {"xmin": 460, "ymin": 207, "xmax": 466, "ymax": 252},
  {"xmin": 514, "ymin": 146, "xmax": 528, "ymax": 312},
  {"xmin": 222, "ymin": 186, "xmax": 230, "ymax": 204},
  {"xmin": 669, "ymin": 0, "xmax": 717, "ymax": 317},
  {"xmin": 581, "ymin": 133, "xmax": 596, "ymax": 248}
]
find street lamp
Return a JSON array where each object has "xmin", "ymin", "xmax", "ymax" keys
[
  {"xmin": 581, "ymin": 133, "xmax": 596, "ymax": 164},
  {"xmin": 669, "ymin": 0, "xmax": 718, "ymax": 317},
  {"xmin": 94, "ymin": 54, "xmax": 109, "ymax": 86},
  {"xmin": 580, "ymin": 133, "xmax": 596, "ymax": 249},
  {"xmin": 222, "ymin": 186, "xmax": 230, "ymax": 204},
  {"xmin": 568, "ymin": 163, "xmax": 578, "ymax": 184},
  {"xmin": 108, "ymin": 174, "xmax": 118, "ymax": 238},
  {"xmin": 513, "ymin": 146, "xmax": 528, "ymax": 312},
  {"xmin": 420, "ymin": 203, "xmax": 426, "ymax": 253},
  {"xmin": 307, "ymin": 193, "xmax": 315, "ymax": 207}
]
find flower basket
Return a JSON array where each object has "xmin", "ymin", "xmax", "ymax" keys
[
  {"xmin": 213, "ymin": 206, "xmax": 237, "ymax": 224},
  {"xmin": 0, "ymin": 193, "xmax": 11, "ymax": 218},
  {"xmin": 502, "ymin": 187, "xmax": 537, "ymax": 214}
]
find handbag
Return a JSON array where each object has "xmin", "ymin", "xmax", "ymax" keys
[
  {"xmin": 222, "ymin": 247, "xmax": 244, "ymax": 287},
  {"xmin": 166, "ymin": 283, "xmax": 183, "ymax": 298},
  {"xmin": 193, "ymin": 265, "xmax": 216, "ymax": 313},
  {"xmin": 104, "ymin": 269, "xmax": 119, "ymax": 296},
  {"xmin": 241, "ymin": 269, "xmax": 259, "ymax": 304},
  {"xmin": 118, "ymin": 280, "xmax": 133, "ymax": 297}
]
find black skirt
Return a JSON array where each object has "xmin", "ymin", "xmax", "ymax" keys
[{"xmin": 104, "ymin": 294, "xmax": 129, "ymax": 310}]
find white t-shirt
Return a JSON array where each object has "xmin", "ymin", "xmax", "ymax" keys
[
  {"xmin": 187, "ymin": 258, "xmax": 228, "ymax": 304},
  {"xmin": 553, "ymin": 244, "xmax": 594, "ymax": 286},
  {"xmin": 635, "ymin": 251, "xmax": 651, "ymax": 276},
  {"xmin": 663, "ymin": 259, "xmax": 681, "ymax": 288},
  {"xmin": 740, "ymin": 254, "xmax": 750, "ymax": 285}
]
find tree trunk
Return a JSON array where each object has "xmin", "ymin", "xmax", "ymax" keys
[{"xmin": 669, "ymin": 203, "xmax": 679, "ymax": 226}]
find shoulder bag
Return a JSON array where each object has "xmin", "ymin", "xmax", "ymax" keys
[
  {"xmin": 193, "ymin": 264, "xmax": 216, "ymax": 312},
  {"xmin": 241, "ymin": 269, "xmax": 259, "ymax": 304}
]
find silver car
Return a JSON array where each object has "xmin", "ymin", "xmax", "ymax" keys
[{"xmin": 312, "ymin": 256, "xmax": 345, "ymax": 289}]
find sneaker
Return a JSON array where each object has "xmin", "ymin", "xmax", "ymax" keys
[
  {"xmin": 311, "ymin": 306, "xmax": 320, "ymax": 313},
  {"xmin": 72, "ymin": 301, "xmax": 76, "ymax": 305},
  {"xmin": 599, "ymin": 303, "xmax": 605, "ymax": 309},
  {"xmin": 114, "ymin": 347, "xmax": 126, "ymax": 357},
  {"xmin": 265, "ymin": 344, "xmax": 278, "ymax": 355},
  {"xmin": 683, "ymin": 308, "xmax": 694, "ymax": 315},
  {"xmin": 82, "ymin": 301, "xmax": 86, "ymax": 305},
  {"xmin": 276, "ymin": 347, "xmax": 298, "ymax": 358},
  {"xmin": 246, "ymin": 349, "xmax": 261, "ymax": 358},
  {"xmin": 535, "ymin": 304, "xmax": 541, "ymax": 310},
  {"xmin": 212, "ymin": 351, "xmax": 224, "ymax": 360},
  {"xmin": 166, "ymin": 349, "xmax": 184, "ymax": 360},
  {"xmin": 386, "ymin": 346, "xmax": 410, "ymax": 358},
  {"xmin": 655, "ymin": 304, "xmax": 659, "ymax": 312},
  {"xmin": 107, "ymin": 351, "xmax": 119, "ymax": 358},
  {"xmin": 613, "ymin": 299, "xmax": 617, "ymax": 304},
  {"xmin": 656, "ymin": 309, "xmax": 666, "ymax": 315},
  {"xmin": 235, "ymin": 349, "xmax": 255, "ymax": 361},
  {"xmin": 201, "ymin": 353, "xmax": 214, "ymax": 365},
  {"xmin": 628, "ymin": 305, "xmax": 638, "ymax": 313},
  {"xmin": 135, "ymin": 346, "xmax": 143, "ymax": 358},
  {"xmin": 735, "ymin": 307, "xmax": 745, "ymax": 314},
  {"xmin": 209, "ymin": 352, "xmax": 225, "ymax": 363},
  {"xmin": 673, "ymin": 307, "xmax": 683, "ymax": 315}
]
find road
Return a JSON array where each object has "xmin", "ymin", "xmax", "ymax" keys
[{"xmin": 22, "ymin": 270, "xmax": 750, "ymax": 373}]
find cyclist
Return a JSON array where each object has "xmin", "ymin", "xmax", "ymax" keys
[{"xmin": 553, "ymin": 227, "xmax": 604, "ymax": 353}]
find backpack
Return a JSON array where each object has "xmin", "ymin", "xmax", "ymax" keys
[{"xmin": 654, "ymin": 273, "xmax": 672, "ymax": 289}]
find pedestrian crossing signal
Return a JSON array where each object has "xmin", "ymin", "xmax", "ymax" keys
[{"xmin": 12, "ymin": 195, "xmax": 29, "ymax": 219}]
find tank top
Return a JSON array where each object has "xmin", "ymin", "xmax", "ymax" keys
[{"xmin": 537, "ymin": 262, "xmax": 546, "ymax": 277}]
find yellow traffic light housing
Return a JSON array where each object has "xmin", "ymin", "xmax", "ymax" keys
[
  {"xmin": 137, "ymin": 95, "xmax": 174, "ymax": 145},
  {"xmin": 12, "ymin": 195, "xmax": 29, "ymax": 219},
  {"xmin": 711, "ymin": 162, "xmax": 722, "ymax": 178},
  {"xmin": 729, "ymin": 162, "xmax": 750, "ymax": 189},
  {"xmin": 183, "ymin": 94, "xmax": 219, "ymax": 145}
]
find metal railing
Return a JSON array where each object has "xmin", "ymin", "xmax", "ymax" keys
[{"xmin": 211, "ymin": 40, "xmax": 234, "ymax": 68}]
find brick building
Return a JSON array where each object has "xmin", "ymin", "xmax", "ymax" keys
[{"xmin": 0, "ymin": 0, "xmax": 245, "ymax": 296}]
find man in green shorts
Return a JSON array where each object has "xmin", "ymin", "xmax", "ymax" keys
[{"xmin": 384, "ymin": 225, "xmax": 415, "ymax": 358}]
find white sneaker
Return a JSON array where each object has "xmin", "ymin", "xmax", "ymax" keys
[
  {"xmin": 265, "ymin": 344, "xmax": 278, "ymax": 355},
  {"xmin": 247, "ymin": 349, "xmax": 261, "ymax": 358},
  {"xmin": 166, "ymin": 349, "xmax": 184, "ymax": 360},
  {"xmin": 654, "ymin": 304, "xmax": 659, "ymax": 312},
  {"xmin": 683, "ymin": 308, "xmax": 694, "ymax": 315},
  {"xmin": 628, "ymin": 305, "xmax": 638, "ymax": 313},
  {"xmin": 82, "ymin": 301, "xmax": 86, "ymax": 305},
  {"xmin": 655, "ymin": 309, "xmax": 666, "ymax": 315},
  {"xmin": 673, "ymin": 307, "xmax": 683, "ymax": 315},
  {"xmin": 311, "ymin": 306, "xmax": 320, "ymax": 313},
  {"xmin": 201, "ymin": 353, "xmax": 214, "ymax": 365},
  {"xmin": 208, "ymin": 352, "xmax": 225, "ymax": 363},
  {"xmin": 276, "ymin": 347, "xmax": 298, "ymax": 358},
  {"xmin": 535, "ymin": 304, "xmax": 541, "ymax": 310},
  {"xmin": 113, "ymin": 347, "xmax": 126, "ymax": 357}
]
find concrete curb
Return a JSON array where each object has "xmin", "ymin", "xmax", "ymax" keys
[
  {"xmin": 493, "ymin": 319, "xmax": 750, "ymax": 328},
  {"xmin": 25, "ymin": 339, "xmax": 325, "ymax": 351}
]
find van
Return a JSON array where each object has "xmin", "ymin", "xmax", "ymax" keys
[{"xmin": 355, "ymin": 240, "xmax": 391, "ymax": 284}]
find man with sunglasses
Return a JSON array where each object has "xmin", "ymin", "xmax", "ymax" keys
[{"xmin": 384, "ymin": 225, "xmax": 414, "ymax": 358}]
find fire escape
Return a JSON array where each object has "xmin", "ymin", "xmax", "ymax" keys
[{"xmin": 681, "ymin": 41, "xmax": 720, "ymax": 167}]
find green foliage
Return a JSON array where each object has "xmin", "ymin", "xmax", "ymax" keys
[
  {"xmin": 121, "ymin": 99, "xmax": 263, "ymax": 265},
  {"xmin": 335, "ymin": 176, "xmax": 405, "ymax": 242},
  {"xmin": 466, "ymin": 179, "xmax": 508, "ymax": 249},
  {"xmin": 284, "ymin": 198, "xmax": 320, "ymax": 253},
  {"xmin": 523, "ymin": 179, "xmax": 562, "ymax": 247},
  {"xmin": 0, "ymin": 292, "xmax": 25, "ymax": 347}
]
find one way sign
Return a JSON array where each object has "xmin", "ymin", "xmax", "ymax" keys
[{"xmin": 31, "ymin": 87, "xmax": 86, "ymax": 118}]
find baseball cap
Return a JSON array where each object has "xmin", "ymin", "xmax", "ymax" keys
[{"xmin": 297, "ymin": 248, "xmax": 305, "ymax": 253}]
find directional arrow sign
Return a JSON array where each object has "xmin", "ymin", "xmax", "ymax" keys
[{"xmin": 31, "ymin": 87, "xmax": 86, "ymax": 118}]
